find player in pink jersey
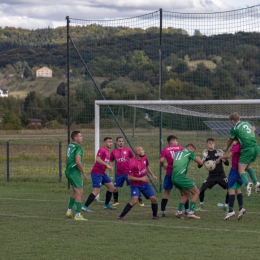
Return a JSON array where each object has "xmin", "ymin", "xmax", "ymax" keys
[
  {"xmin": 118, "ymin": 146, "xmax": 158, "ymax": 220},
  {"xmin": 160, "ymin": 135, "xmax": 186, "ymax": 217},
  {"xmin": 216, "ymin": 138, "xmax": 245, "ymax": 221},
  {"xmin": 82, "ymin": 137, "xmax": 116, "ymax": 212},
  {"xmin": 110, "ymin": 137, "xmax": 144, "ymax": 207}
]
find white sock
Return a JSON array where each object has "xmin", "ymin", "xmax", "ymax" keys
[
  {"xmin": 76, "ymin": 213, "xmax": 81, "ymax": 217},
  {"xmin": 67, "ymin": 209, "xmax": 72, "ymax": 213}
]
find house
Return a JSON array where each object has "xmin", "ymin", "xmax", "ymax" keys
[
  {"xmin": 0, "ymin": 88, "xmax": 8, "ymax": 97},
  {"xmin": 30, "ymin": 119, "xmax": 42, "ymax": 126},
  {"xmin": 36, "ymin": 66, "xmax": 52, "ymax": 78}
]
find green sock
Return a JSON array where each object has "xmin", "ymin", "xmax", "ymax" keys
[
  {"xmin": 247, "ymin": 168, "xmax": 258, "ymax": 185},
  {"xmin": 75, "ymin": 202, "xmax": 82, "ymax": 214},
  {"xmin": 240, "ymin": 173, "xmax": 249, "ymax": 186},
  {"xmin": 68, "ymin": 197, "xmax": 75, "ymax": 209},
  {"xmin": 178, "ymin": 203, "xmax": 184, "ymax": 212},
  {"xmin": 189, "ymin": 202, "xmax": 196, "ymax": 212}
]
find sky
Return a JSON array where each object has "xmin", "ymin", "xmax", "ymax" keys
[{"xmin": 0, "ymin": 0, "xmax": 260, "ymax": 30}]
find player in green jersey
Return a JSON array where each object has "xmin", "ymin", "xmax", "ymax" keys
[
  {"xmin": 223, "ymin": 112, "xmax": 260, "ymax": 196},
  {"xmin": 171, "ymin": 143, "xmax": 204, "ymax": 219},
  {"xmin": 65, "ymin": 131, "xmax": 87, "ymax": 221}
]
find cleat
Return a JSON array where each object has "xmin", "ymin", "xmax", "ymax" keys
[
  {"xmin": 224, "ymin": 211, "xmax": 235, "ymax": 221},
  {"xmin": 222, "ymin": 205, "xmax": 228, "ymax": 212},
  {"xmin": 118, "ymin": 216, "xmax": 124, "ymax": 221},
  {"xmin": 74, "ymin": 215, "xmax": 88, "ymax": 221},
  {"xmin": 187, "ymin": 213, "xmax": 200, "ymax": 219},
  {"xmin": 82, "ymin": 206, "xmax": 93, "ymax": 212},
  {"xmin": 255, "ymin": 182, "xmax": 260, "ymax": 194},
  {"xmin": 104, "ymin": 204, "xmax": 116, "ymax": 210},
  {"xmin": 66, "ymin": 211, "xmax": 73, "ymax": 218},
  {"xmin": 237, "ymin": 208, "xmax": 246, "ymax": 221},
  {"xmin": 174, "ymin": 212, "xmax": 184, "ymax": 219},
  {"xmin": 112, "ymin": 202, "xmax": 119, "ymax": 206},
  {"xmin": 152, "ymin": 216, "xmax": 159, "ymax": 220},
  {"xmin": 246, "ymin": 182, "xmax": 253, "ymax": 196},
  {"xmin": 139, "ymin": 201, "xmax": 145, "ymax": 207},
  {"xmin": 161, "ymin": 211, "xmax": 166, "ymax": 217},
  {"xmin": 194, "ymin": 207, "xmax": 201, "ymax": 212}
]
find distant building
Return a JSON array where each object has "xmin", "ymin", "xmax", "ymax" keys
[
  {"xmin": 36, "ymin": 66, "xmax": 52, "ymax": 78},
  {"xmin": 0, "ymin": 88, "xmax": 8, "ymax": 97}
]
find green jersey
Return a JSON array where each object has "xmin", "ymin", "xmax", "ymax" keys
[
  {"xmin": 172, "ymin": 149, "xmax": 197, "ymax": 177},
  {"xmin": 230, "ymin": 122, "xmax": 258, "ymax": 149},
  {"xmin": 66, "ymin": 142, "xmax": 84, "ymax": 174}
]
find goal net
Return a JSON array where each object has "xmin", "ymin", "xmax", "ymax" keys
[{"xmin": 95, "ymin": 99, "xmax": 260, "ymax": 205}]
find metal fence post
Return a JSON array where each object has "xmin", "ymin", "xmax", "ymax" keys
[
  {"xmin": 59, "ymin": 142, "xmax": 62, "ymax": 183},
  {"xmin": 6, "ymin": 141, "xmax": 9, "ymax": 182}
]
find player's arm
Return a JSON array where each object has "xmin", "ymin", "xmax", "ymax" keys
[
  {"xmin": 216, "ymin": 151, "xmax": 233, "ymax": 164},
  {"xmin": 75, "ymin": 155, "xmax": 87, "ymax": 180},
  {"xmin": 223, "ymin": 137, "xmax": 234, "ymax": 152},
  {"xmin": 128, "ymin": 174, "xmax": 149, "ymax": 182},
  {"xmin": 194, "ymin": 156, "xmax": 204, "ymax": 166},
  {"xmin": 96, "ymin": 156, "xmax": 112, "ymax": 171},
  {"xmin": 160, "ymin": 157, "xmax": 167, "ymax": 170},
  {"xmin": 223, "ymin": 159, "xmax": 229, "ymax": 166},
  {"xmin": 146, "ymin": 166, "xmax": 157, "ymax": 181}
]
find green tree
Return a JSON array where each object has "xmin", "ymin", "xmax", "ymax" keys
[{"xmin": 2, "ymin": 111, "xmax": 22, "ymax": 130}]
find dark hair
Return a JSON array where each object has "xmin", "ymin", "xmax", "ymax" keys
[
  {"xmin": 185, "ymin": 143, "xmax": 197, "ymax": 150},
  {"xmin": 206, "ymin": 138, "xmax": 215, "ymax": 143},
  {"xmin": 167, "ymin": 135, "xmax": 178, "ymax": 143},
  {"xmin": 116, "ymin": 136, "xmax": 124, "ymax": 141},
  {"xmin": 104, "ymin": 137, "xmax": 112, "ymax": 142},
  {"xmin": 71, "ymin": 131, "xmax": 81, "ymax": 140}
]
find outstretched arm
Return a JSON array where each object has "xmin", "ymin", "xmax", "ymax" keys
[{"xmin": 223, "ymin": 138, "xmax": 234, "ymax": 152}]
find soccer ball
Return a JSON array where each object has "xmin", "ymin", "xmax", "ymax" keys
[{"xmin": 204, "ymin": 160, "xmax": 216, "ymax": 171}]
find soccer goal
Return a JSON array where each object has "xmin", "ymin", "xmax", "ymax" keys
[{"xmin": 95, "ymin": 99, "xmax": 260, "ymax": 203}]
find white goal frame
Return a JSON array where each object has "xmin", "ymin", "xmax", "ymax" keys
[{"xmin": 94, "ymin": 99, "xmax": 260, "ymax": 155}]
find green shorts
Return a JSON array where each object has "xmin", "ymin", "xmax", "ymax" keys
[
  {"xmin": 65, "ymin": 170, "xmax": 83, "ymax": 188},
  {"xmin": 239, "ymin": 145, "xmax": 259, "ymax": 164},
  {"xmin": 229, "ymin": 182, "xmax": 242, "ymax": 190},
  {"xmin": 172, "ymin": 175, "xmax": 195, "ymax": 191}
]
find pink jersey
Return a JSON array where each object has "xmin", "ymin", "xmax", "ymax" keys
[
  {"xmin": 230, "ymin": 143, "xmax": 241, "ymax": 171},
  {"xmin": 91, "ymin": 146, "xmax": 110, "ymax": 174},
  {"xmin": 160, "ymin": 145, "xmax": 183, "ymax": 174},
  {"xmin": 129, "ymin": 156, "xmax": 149, "ymax": 186},
  {"xmin": 110, "ymin": 147, "xmax": 134, "ymax": 174}
]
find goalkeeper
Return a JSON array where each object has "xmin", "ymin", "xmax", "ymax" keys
[{"xmin": 197, "ymin": 138, "xmax": 229, "ymax": 211}]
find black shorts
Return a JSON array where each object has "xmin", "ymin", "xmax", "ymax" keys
[{"xmin": 200, "ymin": 175, "xmax": 228, "ymax": 190}]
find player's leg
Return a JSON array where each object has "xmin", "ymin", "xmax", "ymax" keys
[
  {"xmin": 118, "ymin": 187, "xmax": 139, "ymax": 220},
  {"xmin": 82, "ymin": 174, "xmax": 102, "ymax": 212},
  {"xmin": 224, "ymin": 187, "xmax": 236, "ymax": 221},
  {"xmin": 161, "ymin": 175, "xmax": 173, "ymax": 216},
  {"xmin": 65, "ymin": 173, "xmax": 76, "ymax": 218},
  {"xmin": 187, "ymin": 185, "xmax": 200, "ymax": 219},
  {"xmin": 198, "ymin": 178, "xmax": 212, "ymax": 210},
  {"xmin": 103, "ymin": 174, "xmax": 116, "ymax": 209},
  {"xmin": 113, "ymin": 174, "xmax": 125, "ymax": 206},
  {"xmin": 113, "ymin": 187, "xmax": 120, "ymax": 206},
  {"xmin": 236, "ymin": 184, "xmax": 246, "ymax": 220},
  {"xmin": 73, "ymin": 187, "xmax": 87, "ymax": 220},
  {"xmin": 217, "ymin": 176, "xmax": 229, "ymax": 211},
  {"xmin": 175, "ymin": 190, "xmax": 189, "ymax": 219}
]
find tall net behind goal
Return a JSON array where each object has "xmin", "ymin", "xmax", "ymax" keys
[{"xmin": 96, "ymin": 100, "xmax": 260, "ymax": 206}]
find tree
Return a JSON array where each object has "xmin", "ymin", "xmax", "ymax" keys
[
  {"xmin": 23, "ymin": 63, "xmax": 32, "ymax": 78},
  {"xmin": 2, "ymin": 111, "xmax": 22, "ymax": 130},
  {"xmin": 56, "ymin": 82, "xmax": 66, "ymax": 96}
]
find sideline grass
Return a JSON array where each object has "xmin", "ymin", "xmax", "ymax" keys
[{"xmin": 1, "ymin": 182, "xmax": 260, "ymax": 260}]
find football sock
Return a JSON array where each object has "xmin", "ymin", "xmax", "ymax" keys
[
  {"xmin": 84, "ymin": 193, "xmax": 96, "ymax": 207},
  {"xmin": 185, "ymin": 199, "xmax": 189, "ymax": 210},
  {"xmin": 247, "ymin": 168, "xmax": 258, "ymax": 185},
  {"xmin": 120, "ymin": 203, "xmax": 132, "ymax": 217},
  {"xmin": 161, "ymin": 198, "xmax": 168, "ymax": 211},
  {"xmin": 228, "ymin": 194, "xmax": 235, "ymax": 212},
  {"xmin": 225, "ymin": 192, "xmax": 229, "ymax": 204},
  {"xmin": 189, "ymin": 202, "xmax": 196, "ymax": 212},
  {"xmin": 151, "ymin": 203, "xmax": 158, "ymax": 217},
  {"xmin": 75, "ymin": 202, "xmax": 82, "ymax": 214},
  {"xmin": 199, "ymin": 190, "xmax": 205, "ymax": 202},
  {"xmin": 178, "ymin": 203, "xmax": 184, "ymax": 212},
  {"xmin": 240, "ymin": 173, "xmax": 249, "ymax": 186},
  {"xmin": 68, "ymin": 197, "xmax": 75, "ymax": 209},
  {"xmin": 105, "ymin": 191, "xmax": 112, "ymax": 205},
  {"xmin": 138, "ymin": 196, "xmax": 143, "ymax": 202},
  {"xmin": 237, "ymin": 193, "xmax": 243, "ymax": 209},
  {"xmin": 113, "ymin": 191, "xmax": 119, "ymax": 202}
]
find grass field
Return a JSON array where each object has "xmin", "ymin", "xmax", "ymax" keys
[{"xmin": 1, "ymin": 181, "xmax": 260, "ymax": 260}]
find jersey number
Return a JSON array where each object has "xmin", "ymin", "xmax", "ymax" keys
[
  {"xmin": 175, "ymin": 152, "xmax": 183, "ymax": 161},
  {"xmin": 170, "ymin": 151, "xmax": 175, "ymax": 159},
  {"xmin": 243, "ymin": 125, "xmax": 251, "ymax": 134}
]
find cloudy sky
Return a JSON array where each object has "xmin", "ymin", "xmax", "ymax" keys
[{"xmin": 0, "ymin": 0, "xmax": 260, "ymax": 30}]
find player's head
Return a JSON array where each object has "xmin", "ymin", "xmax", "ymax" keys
[
  {"xmin": 185, "ymin": 143, "xmax": 196, "ymax": 152},
  {"xmin": 134, "ymin": 146, "xmax": 145, "ymax": 158},
  {"xmin": 103, "ymin": 137, "xmax": 113, "ymax": 149},
  {"xmin": 167, "ymin": 135, "xmax": 178, "ymax": 145},
  {"xmin": 229, "ymin": 112, "xmax": 240, "ymax": 125},
  {"xmin": 71, "ymin": 131, "xmax": 83, "ymax": 144},
  {"xmin": 116, "ymin": 136, "xmax": 124, "ymax": 148},
  {"xmin": 232, "ymin": 137, "xmax": 239, "ymax": 145},
  {"xmin": 206, "ymin": 138, "xmax": 215, "ymax": 151}
]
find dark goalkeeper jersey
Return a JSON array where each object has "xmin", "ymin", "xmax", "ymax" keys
[{"xmin": 199, "ymin": 149, "xmax": 229, "ymax": 176}]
